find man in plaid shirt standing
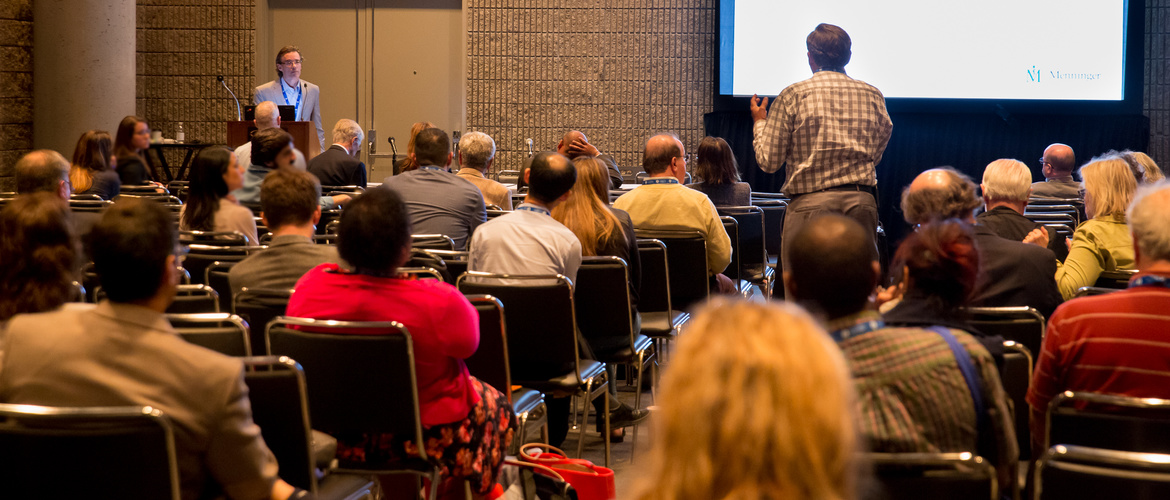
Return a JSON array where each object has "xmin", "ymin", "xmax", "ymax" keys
[{"xmin": 751, "ymin": 23, "xmax": 893, "ymax": 276}]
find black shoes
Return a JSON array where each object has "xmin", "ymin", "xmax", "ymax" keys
[{"xmin": 608, "ymin": 405, "xmax": 651, "ymax": 428}]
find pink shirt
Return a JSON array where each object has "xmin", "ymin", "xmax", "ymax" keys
[{"xmin": 288, "ymin": 264, "xmax": 481, "ymax": 426}]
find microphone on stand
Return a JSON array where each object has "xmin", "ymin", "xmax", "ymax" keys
[
  {"xmin": 526, "ymin": 138, "xmax": 534, "ymax": 157},
  {"xmin": 218, "ymin": 75, "xmax": 241, "ymax": 121},
  {"xmin": 389, "ymin": 137, "xmax": 398, "ymax": 163}
]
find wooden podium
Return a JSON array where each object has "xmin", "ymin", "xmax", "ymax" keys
[{"xmin": 227, "ymin": 121, "xmax": 321, "ymax": 159}]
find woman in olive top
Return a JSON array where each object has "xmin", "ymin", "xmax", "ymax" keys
[{"xmin": 1055, "ymin": 154, "xmax": 1137, "ymax": 299}]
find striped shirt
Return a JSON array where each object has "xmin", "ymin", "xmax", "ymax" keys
[
  {"xmin": 832, "ymin": 312, "xmax": 1017, "ymax": 474},
  {"xmin": 1026, "ymin": 278, "xmax": 1170, "ymax": 415},
  {"xmin": 752, "ymin": 70, "xmax": 893, "ymax": 194}
]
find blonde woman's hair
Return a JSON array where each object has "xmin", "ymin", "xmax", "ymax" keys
[
  {"xmin": 980, "ymin": 159, "xmax": 1031, "ymax": 202},
  {"xmin": 551, "ymin": 156, "xmax": 621, "ymax": 256},
  {"xmin": 630, "ymin": 299, "xmax": 859, "ymax": 500},
  {"xmin": 1081, "ymin": 155, "xmax": 1138, "ymax": 220},
  {"xmin": 1129, "ymin": 151, "xmax": 1164, "ymax": 183}
]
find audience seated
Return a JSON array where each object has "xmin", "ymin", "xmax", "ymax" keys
[
  {"xmin": 788, "ymin": 214, "xmax": 1017, "ymax": 492},
  {"xmin": 234, "ymin": 127, "xmax": 348, "ymax": 209},
  {"xmin": 977, "ymin": 158, "xmax": 1069, "ymax": 261},
  {"xmin": 1032, "ymin": 143, "xmax": 1080, "ymax": 199},
  {"xmin": 285, "ymin": 187, "xmax": 516, "ymax": 500},
  {"xmin": 614, "ymin": 133, "xmax": 735, "ymax": 294},
  {"xmin": 517, "ymin": 130, "xmax": 624, "ymax": 191},
  {"xmin": 15, "ymin": 150, "xmax": 101, "ymax": 255},
  {"xmin": 69, "ymin": 130, "xmax": 121, "ymax": 200},
  {"xmin": 229, "ymin": 169, "xmax": 339, "ymax": 293},
  {"xmin": 307, "ymin": 118, "xmax": 366, "ymax": 188},
  {"xmin": 235, "ymin": 101, "xmax": 307, "ymax": 170},
  {"xmin": 629, "ymin": 299, "xmax": 858, "ymax": 500},
  {"xmin": 0, "ymin": 198, "xmax": 299, "ymax": 500},
  {"xmin": 382, "ymin": 127, "xmax": 486, "ymax": 250},
  {"xmin": 392, "ymin": 121, "xmax": 435, "ymax": 175},
  {"xmin": 686, "ymin": 136, "xmax": 751, "ymax": 207},
  {"xmin": 469, "ymin": 151, "xmax": 648, "ymax": 445},
  {"xmin": 900, "ymin": 167, "xmax": 1062, "ymax": 320},
  {"xmin": 1027, "ymin": 180, "xmax": 1170, "ymax": 455},
  {"xmin": 114, "ymin": 115, "xmax": 162, "ymax": 186},
  {"xmin": 0, "ymin": 193, "xmax": 79, "ymax": 325},
  {"xmin": 455, "ymin": 131, "xmax": 513, "ymax": 209},
  {"xmin": 179, "ymin": 147, "xmax": 259, "ymax": 244},
  {"xmin": 1055, "ymin": 154, "xmax": 1137, "ymax": 299}
]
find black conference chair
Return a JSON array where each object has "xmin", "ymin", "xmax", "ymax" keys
[
  {"xmin": 242, "ymin": 356, "xmax": 376, "ymax": 499},
  {"xmin": 265, "ymin": 317, "xmax": 441, "ymax": 500},
  {"xmin": 411, "ymin": 234, "xmax": 457, "ymax": 251},
  {"xmin": 1095, "ymin": 269, "xmax": 1138, "ymax": 289},
  {"xmin": 463, "ymin": 294, "xmax": 549, "ymax": 450},
  {"xmin": 456, "ymin": 272, "xmax": 612, "ymax": 466},
  {"xmin": 719, "ymin": 205, "xmax": 775, "ymax": 298},
  {"xmin": 183, "ymin": 242, "xmax": 264, "ymax": 285},
  {"xmin": 861, "ymin": 452, "xmax": 997, "ymax": 500},
  {"xmin": 1001, "ymin": 341, "xmax": 1034, "ymax": 462},
  {"xmin": 0, "ymin": 403, "xmax": 180, "ymax": 499},
  {"xmin": 963, "ymin": 306, "xmax": 1046, "ymax": 362},
  {"xmin": 168, "ymin": 312, "xmax": 252, "ymax": 357},
  {"xmin": 1035, "ymin": 445, "xmax": 1170, "ymax": 500},
  {"xmin": 166, "ymin": 284, "xmax": 220, "ymax": 314},
  {"xmin": 635, "ymin": 238, "xmax": 690, "ymax": 361},
  {"xmin": 204, "ymin": 260, "xmax": 237, "ymax": 313},
  {"xmin": 719, "ymin": 215, "xmax": 744, "ymax": 286},
  {"xmin": 422, "ymin": 250, "xmax": 469, "ymax": 285},
  {"xmin": 634, "ymin": 229, "xmax": 709, "ymax": 312},
  {"xmin": 1045, "ymin": 391, "xmax": 1170, "ymax": 454},
  {"xmin": 234, "ymin": 287, "xmax": 294, "ymax": 353}
]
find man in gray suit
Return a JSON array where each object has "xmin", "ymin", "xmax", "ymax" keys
[
  {"xmin": 0, "ymin": 198, "xmax": 302, "ymax": 500},
  {"xmin": 254, "ymin": 45, "xmax": 325, "ymax": 152},
  {"xmin": 230, "ymin": 168, "xmax": 340, "ymax": 293}
]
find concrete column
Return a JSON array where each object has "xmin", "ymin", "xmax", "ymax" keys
[{"xmin": 34, "ymin": 0, "xmax": 136, "ymax": 157}]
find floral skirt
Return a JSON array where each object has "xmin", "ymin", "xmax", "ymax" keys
[{"xmin": 334, "ymin": 376, "xmax": 518, "ymax": 495}]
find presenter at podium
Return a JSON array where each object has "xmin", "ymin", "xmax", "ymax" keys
[{"xmin": 254, "ymin": 45, "xmax": 325, "ymax": 151}]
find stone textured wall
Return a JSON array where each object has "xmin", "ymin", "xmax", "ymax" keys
[
  {"xmin": 137, "ymin": 0, "xmax": 254, "ymax": 170},
  {"xmin": 1146, "ymin": 0, "xmax": 1170, "ymax": 163},
  {"xmin": 0, "ymin": 0, "xmax": 33, "ymax": 190},
  {"xmin": 465, "ymin": 0, "xmax": 717, "ymax": 177}
]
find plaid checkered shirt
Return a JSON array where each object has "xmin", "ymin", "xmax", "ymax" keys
[{"xmin": 753, "ymin": 70, "xmax": 893, "ymax": 195}]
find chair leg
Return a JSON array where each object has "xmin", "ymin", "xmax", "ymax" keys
[
  {"xmin": 428, "ymin": 468, "xmax": 441, "ymax": 500},
  {"xmin": 577, "ymin": 379, "xmax": 593, "ymax": 459},
  {"xmin": 631, "ymin": 352, "xmax": 646, "ymax": 463},
  {"xmin": 513, "ymin": 411, "xmax": 529, "ymax": 455},
  {"xmin": 601, "ymin": 373, "xmax": 611, "ymax": 468}
]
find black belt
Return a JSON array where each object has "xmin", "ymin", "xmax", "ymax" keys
[{"xmin": 791, "ymin": 184, "xmax": 877, "ymax": 200}]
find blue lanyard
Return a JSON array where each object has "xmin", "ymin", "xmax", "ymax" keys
[
  {"xmin": 279, "ymin": 80, "xmax": 303, "ymax": 120},
  {"xmin": 830, "ymin": 319, "xmax": 885, "ymax": 343},
  {"xmin": 1130, "ymin": 275, "xmax": 1170, "ymax": 289},
  {"xmin": 643, "ymin": 178, "xmax": 679, "ymax": 185},
  {"xmin": 516, "ymin": 204, "xmax": 550, "ymax": 216},
  {"xmin": 419, "ymin": 166, "xmax": 445, "ymax": 172}
]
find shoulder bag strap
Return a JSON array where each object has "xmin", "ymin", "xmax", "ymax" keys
[{"xmin": 926, "ymin": 325, "xmax": 987, "ymax": 432}]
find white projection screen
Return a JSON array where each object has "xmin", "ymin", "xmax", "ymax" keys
[{"xmin": 719, "ymin": 0, "xmax": 1133, "ymax": 102}]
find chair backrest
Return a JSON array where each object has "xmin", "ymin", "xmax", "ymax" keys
[
  {"xmin": 1074, "ymin": 286, "xmax": 1118, "ymax": 298},
  {"xmin": 962, "ymin": 306, "xmax": 1046, "ymax": 361},
  {"xmin": 464, "ymin": 295, "xmax": 512, "ymax": 400},
  {"xmin": 184, "ymin": 243, "xmax": 263, "ymax": 285},
  {"xmin": 634, "ymin": 229, "xmax": 708, "ymax": 311},
  {"xmin": 265, "ymin": 317, "xmax": 428, "ymax": 467},
  {"xmin": 241, "ymin": 356, "xmax": 317, "ymax": 491},
  {"xmin": 718, "ymin": 206, "xmax": 767, "ymax": 270},
  {"xmin": 1046, "ymin": 391, "xmax": 1170, "ymax": 454},
  {"xmin": 719, "ymin": 216, "xmax": 742, "ymax": 281},
  {"xmin": 1001, "ymin": 341, "xmax": 1034, "ymax": 461},
  {"xmin": 1037, "ymin": 445, "xmax": 1170, "ymax": 499},
  {"xmin": 1095, "ymin": 269, "xmax": 1137, "ymax": 289},
  {"xmin": 862, "ymin": 452, "xmax": 996, "ymax": 500},
  {"xmin": 0, "ymin": 403, "xmax": 180, "ymax": 500},
  {"xmin": 423, "ymin": 249, "xmax": 469, "ymax": 285},
  {"xmin": 204, "ymin": 260, "xmax": 237, "ymax": 313},
  {"xmin": 456, "ymin": 272, "xmax": 581, "ymax": 383},
  {"xmin": 493, "ymin": 169, "xmax": 520, "ymax": 184},
  {"xmin": 398, "ymin": 266, "xmax": 445, "ymax": 281},
  {"xmin": 179, "ymin": 230, "xmax": 248, "ymax": 245},
  {"xmin": 487, "ymin": 209, "xmax": 510, "ymax": 219},
  {"xmin": 234, "ymin": 287, "xmax": 293, "ymax": 353},
  {"xmin": 165, "ymin": 284, "xmax": 220, "ymax": 314},
  {"xmin": 168, "ymin": 312, "xmax": 252, "ymax": 357},
  {"xmin": 574, "ymin": 256, "xmax": 636, "ymax": 354},
  {"xmin": 635, "ymin": 238, "xmax": 673, "ymax": 314},
  {"xmin": 753, "ymin": 199, "xmax": 786, "ymax": 260},
  {"xmin": 412, "ymin": 233, "xmax": 456, "ymax": 251}
]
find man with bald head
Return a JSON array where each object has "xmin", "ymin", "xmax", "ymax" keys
[
  {"xmin": 235, "ymin": 100, "xmax": 308, "ymax": 170},
  {"xmin": 899, "ymin": 167, "xmax": 1062, "ymax": 320},
  {"xmin": 517, "ymin": 130, "xmax": 624, "ymax": 191},
  {"xmin": 614, "ymin": 134, "xmax": 734, "ymax": 294},
  {"xmin": 1032, "ymin": 143, "xmax": 1080, "ymax": 199},
  {"xmin": 786, "ymin": 214, "xmax": 1018, "ymax": 493},
  {"xmin": 14, "ymin": 150, "xmax": 101, "ymax": 254}
]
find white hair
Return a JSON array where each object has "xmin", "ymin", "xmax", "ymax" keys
[
  {"xmin": 981, "ymin": 158, "xmax": 1032, "ymax": 202},
  {"xmin": 331, "ymin": 119, "xmax": 364, "ymax": 145},
  {"xmin": 1127, "ymin": 180, "xmax": 1170, "ymax": 262},
  {"xmin": 255, "ymin": 101, "xmax": 279, "ymax": 129},
  {"xmin": 458, "ymin": 131, "xmax": 495, "ymax": 170}
]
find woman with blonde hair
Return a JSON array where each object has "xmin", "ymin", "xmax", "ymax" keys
[
  {"xmin": 1055, "ymin": 154, "xmax": 1138, "ymax": 298},
  {"xmin": 1124, "ymin": 150, "xmax": 1164, "ymax": 183},
  {"xmin": 393, "ymin": 121, "xmax": 436, "ymax": 174},
  {"xmin": 69, "ymin": 130, "xmax": 121, "ymax": 199},
  {"xmin": 630, "ymin": 299, "xmax": 858, "ymax": 500}
]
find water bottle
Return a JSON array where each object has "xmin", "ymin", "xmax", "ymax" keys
[{"xmin": 176, "ymin": 122, "xmax": 185, "ymax": 144}]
